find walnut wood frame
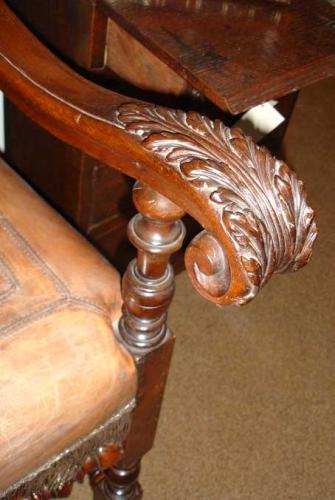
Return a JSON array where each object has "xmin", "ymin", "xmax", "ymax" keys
[{"xmin": 0, "ymin": 2, "xmax": 317, "ymax": 498}]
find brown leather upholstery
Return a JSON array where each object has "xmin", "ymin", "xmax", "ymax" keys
[{"xmin": 0, "ymin": 158, "xmax": 137, "ymax": 494}]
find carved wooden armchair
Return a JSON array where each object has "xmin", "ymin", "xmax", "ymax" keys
[{"xmin": 0, "ymin": 2, "xmax": 317, "ymax": 499}]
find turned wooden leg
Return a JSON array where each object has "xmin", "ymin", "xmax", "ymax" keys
[
  {"xmin": 91, "ymin": 462, "xmax": 142, "ymax": 500},
  {"xmin": 91, "ymin": 181, "xmax": 185, "ymax": 499}
]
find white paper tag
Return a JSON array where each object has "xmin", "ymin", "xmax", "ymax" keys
[
  {"xmin": 236, "ymin": 101, "xmax": 285, "ymax": 142},
  {"xmin": 0, "ymin": 91, "xmax": 4, "ymax": 153}
]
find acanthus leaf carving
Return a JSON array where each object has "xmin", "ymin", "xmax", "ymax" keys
[{"xmin": 115, "ymin": 103, "xmax": 317, "ymax": 305}]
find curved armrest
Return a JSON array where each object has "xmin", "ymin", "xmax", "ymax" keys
[{"xmin": 0, "ymin": 0, "xmax": 317, "ymax": 305}]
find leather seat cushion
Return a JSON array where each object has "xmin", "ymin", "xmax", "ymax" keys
[{"xmin": 0, "ymin": 159, "xmax": 137, "ymax": 493}]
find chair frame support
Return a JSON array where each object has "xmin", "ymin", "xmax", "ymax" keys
[{"xmin": 91, "ymin": 182, "xmax": 186, "ymax": 499}]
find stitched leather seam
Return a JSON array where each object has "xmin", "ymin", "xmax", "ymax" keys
[
  {"xmin": 0, "ymin": 297, "xmax": 110, "ymax": 341},
  {"xmin": 0, "ymin": 252, "xmax": 20, "ymax": 304},
  {"xmin": 0, "ymin": 214, "xmax": 116, "ymax": 340},
  {"xmin": 0, "ymin": 215, "xmax": 70, "ymax": 296}
]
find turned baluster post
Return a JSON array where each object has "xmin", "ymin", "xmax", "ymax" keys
[
  {"xmin": 92, "ymin": 181, "xmax": 185, "ymax": 499},
  {"xmin": 119, "ymin": 180, "xmax": 185, "ymax": 351}
]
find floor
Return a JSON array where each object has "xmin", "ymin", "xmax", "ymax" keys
[{"xmin": 74, "ymin": 77, "xmax": 335, "ymax": 499}]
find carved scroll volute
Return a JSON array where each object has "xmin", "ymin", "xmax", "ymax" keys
[{"xmin": 115, "ymin": 104, "xmax": 317, "ymax": 305}]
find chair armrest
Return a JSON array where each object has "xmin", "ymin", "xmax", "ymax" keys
[{"xmin": 0, "ymin": 0, "xmax": 317, "ymax": 306}]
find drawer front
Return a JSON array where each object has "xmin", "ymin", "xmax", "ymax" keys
[{"xmin": 85, "ymin": 163, "xmax": 134, "ymax": 230}]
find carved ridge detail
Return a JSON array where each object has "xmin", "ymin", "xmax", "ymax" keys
[{"xmin": 115, "ymin": 103, "xmax": 317, "ymax": 305}]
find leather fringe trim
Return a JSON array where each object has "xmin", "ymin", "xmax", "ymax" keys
[{"xmin": 1, "ymin": 399, "xmax": 135, "ymax": 499}]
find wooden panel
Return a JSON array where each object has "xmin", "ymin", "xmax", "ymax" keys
[
  {"xmin": 89, "ymin": 214, "xmax": 135, "ymax": 274},
  {"xmin": 106, "ymin": 18, "xmax": 188, "ymax": 96},
  {"xmin": 101, "ymin": 0, "xmax": 335, "ymax": 114},
  {"xmin": 4, "ymin": 99, "xmax": 81, "ymax": 222},
  {"xmin": 6, "ymin": 0, "xmax": 107, "ymax": 69},
  {"xmin": 88, "ymin": 163, "xmax": 134, "ymax": 228}
]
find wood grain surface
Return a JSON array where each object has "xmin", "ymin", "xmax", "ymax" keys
[{"xmin": 101, "ymin": 0, "xmax": 335, "ymax": 113}]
